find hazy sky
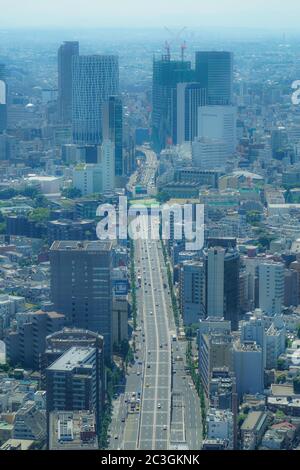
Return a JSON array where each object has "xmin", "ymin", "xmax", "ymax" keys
[{"xmin": 0, "ymin": 0, "xmax": 299, "ymax": 29}]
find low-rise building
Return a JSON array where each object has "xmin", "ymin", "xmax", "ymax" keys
[
  {"xmin": 13, "ymin": 401, "xmax": 46, "ymax": 442},
  {"xmin": 206, "ymin": 408, "xmax": 234, "ymax": 449},
  {"xmin": 241, "ymin": 411, "xmax": 269, "ymax": 450},
  {"xmin": 48, "ymin": 411, "xmax": 98, "ymax": 450},
  {"xmin": 0, "ymin": 439, "xmax": 34, "ymax": 450}
]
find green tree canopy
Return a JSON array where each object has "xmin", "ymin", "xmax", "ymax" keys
[{"xmin": 62, "ymin": 187, "xmax": 82, "ymax": 199}]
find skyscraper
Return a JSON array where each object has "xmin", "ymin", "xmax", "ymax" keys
[
  {"xmin": 204, "ymin": 246, "xmax": 240, "ymax": 330},
  {"xmin": 0, "ymin": 64, "xmax": 7, "ymax": 133},
  {"xmin": 152, "ymin": 56, "xmax": 194, "ymax": 150},
  {"xmin": 233, "ymin": 341, "xmax": 264, "ymax": 398},
  {"xmin": 197, "ymin": 105, "xmax": 237, "ymax": 155},
  {"xmin": 102, "ymin": 96, "xmax": 123, "ymax": 177},
  {"xmin": 58, "ymin": 41, "xmax": 79, "ymax": 124},
  {"xmin": 72, "ymin": 55, "xmax": 119, "ymax": 145},
  {"xmin": 50, "ymin": 241, "xmax": 113, "ymax": 358},
  {"xmin": 195, "ymin": 51, "xmax": 233, "ymax": 106},
  {"xmin": 179, "ymin": 260, "xmax": 206, "ymax": 325},
  {"xmin": 175, "ymin": 82, "xmax": 206, "ymax": 145}
]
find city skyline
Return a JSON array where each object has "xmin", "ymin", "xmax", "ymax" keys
[{"xmin": 2, "ymin": 1, "xmax": 300, "ymax": 457}]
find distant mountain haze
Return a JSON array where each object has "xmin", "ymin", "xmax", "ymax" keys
[{"xmin": 0, "ymin": 0, "xmax": 299, "ymax": 30}]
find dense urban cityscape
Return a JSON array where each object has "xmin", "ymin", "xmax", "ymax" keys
[{"xmin": 1, "ymin": 1, "xmax": 300, "ymax": 459}]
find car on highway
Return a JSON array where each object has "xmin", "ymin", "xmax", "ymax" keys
[{"xmin": 157, "ymin": 403, "xmax": 161, "ymax": 409}]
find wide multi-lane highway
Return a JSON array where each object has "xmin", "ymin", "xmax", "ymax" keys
[
  {"xmin": 138, "ymin": 147, "xmax": 157, "ymax": 196},
  {"xmin": 127, "ymin": 145, "xmax": 157, "ymax": 197},
  {"xmin": 108, "ymin": 213, "xmax": 174, "ymax": 450},
  {"xmin": 108, "ymin": 147, "xmax": 203, "ymax": 450},
  {"xmin": 135, "ymin": 216, "xmax": 174, "ymax": 450}
]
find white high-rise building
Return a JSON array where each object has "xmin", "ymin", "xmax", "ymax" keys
[
  {"xmin": 240, "ymin": 314, "xmax": 267, "ymax": 367},
  {"xmin": 259, "ymin": 262, "xmax": 284, "ymax": 316},
  {"xmin": 192, "ymin": 137, "xmax": 228, "ymax": 170},
  {"xmin": 72, "ymin": 55, "xmax": 119, "ymax": 145},
  {"xmin": 98, "ymin": 139, "xmax": 115, "ymax": 192},
  {"xmin": 240, "ymin": 311, "xmax": 286, "ymax": 370},
  {"xmin": 197, "ymin": 105, "xmax": 237, "ymax": 155},
  {"xmin": 73, "ymin": 164, "xmax": 102, "ymax": 196},
  {"xmin": 73, "ymin": 142, "xmax": 115, "ymax": 196}
]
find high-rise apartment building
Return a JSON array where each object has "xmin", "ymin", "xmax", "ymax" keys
[
  {"xmin": 240, "ymin": 314, "xmax": 267, "ymax": 367},
  {"xmin": 46, "ymin": 347, "xmax": 101, "ymax": 427},
  {"xmin": 179, "ymin": 260, "xmax": 206, "ymax": 325},
  {"xmin": 102, "ymin": 96, "xmax": 123, "ymax": 177},
  {"xmin": 50, "ymin": 241, "xmax": 113, "ymax": 358},
  {"xmin": 58, "ymin": 41, "xmax": 79, "ymax": 124},
  {"xmin": 72, "ymin": 55, "xmax": 119, "ymax": 145},
  {"xmin": 200, "ymin": 333, "xmax": 233, "ymax": 396},
  {"xmin": 6, "ymin": 310, "xmax": 65, "ymax": 370},
  {"xmin": 195, "ymin": 51, "xmax": 233, "ymax": 105},
  {"xmin": 43, "ymin": 328, "xmax": 105, "ymax": 407},
  {"xmin": 258, "ymin": 262, "xmax": 284, "ymax": 316}
]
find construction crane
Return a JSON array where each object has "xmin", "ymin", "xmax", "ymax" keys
[
  {"xmin": 164, "ymin": 40, "xmax": 171, "ymax": 61},
  {"xmin": 163, "ymin": 26, "xmax": 187, "ymax": 60},
  {"xmin": 181, "ymin": 40, "xmax": 187, "ymax": 61}
]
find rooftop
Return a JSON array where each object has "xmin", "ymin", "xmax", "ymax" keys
[
  {"xmin": 50, "ymin": 240, "xmax": 112, "ymax": 252},
  {"xmin": 241, "ymin": 411, "xmax": 267, "ymax": 432},
  {"xmin": 47, "ymin": 347, "xmax": 95, "ymax": 372},
  {"xmin": 0, "ymin": 439, "xmax": 34, "ymax": 450},
  {"xmin": 49, "ymin": 411, "xmax": 98, "ymax": 450},
  {"xmin": 271, "ymin": 384, "xmax": 295, "ymax": 397}
]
